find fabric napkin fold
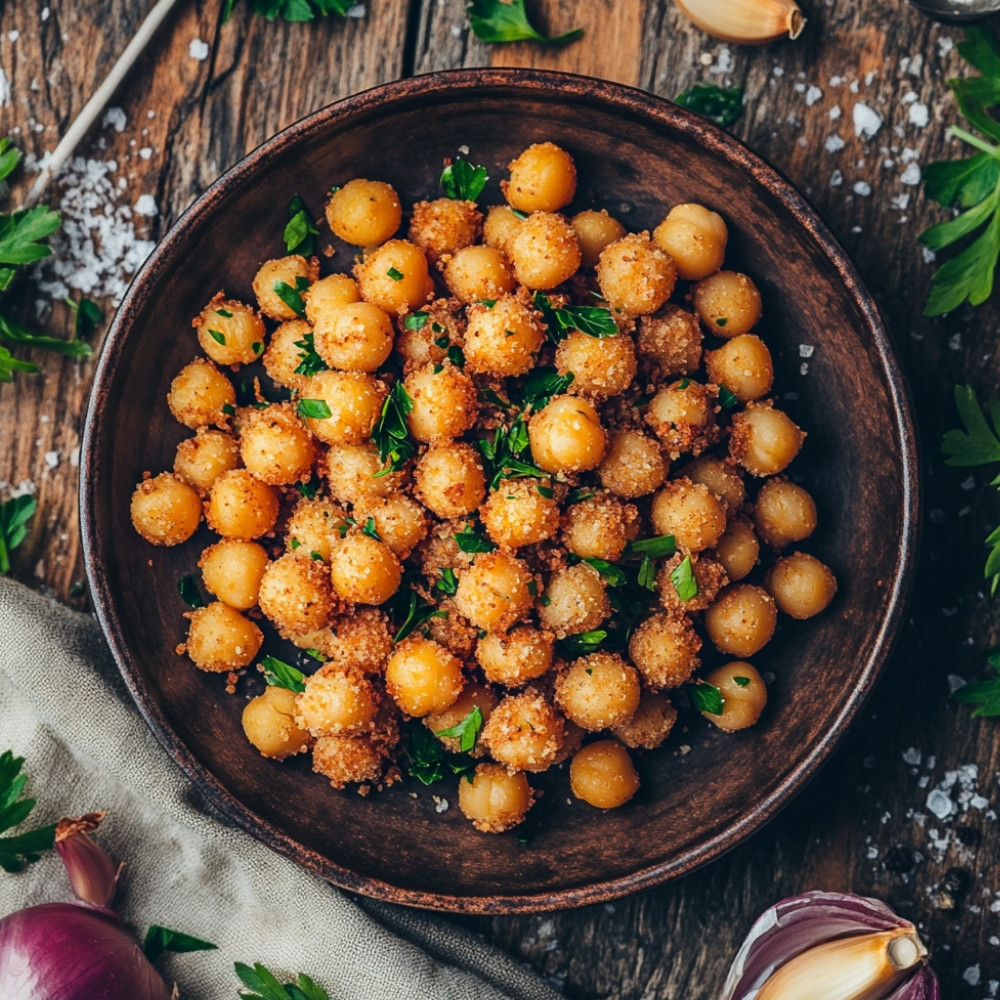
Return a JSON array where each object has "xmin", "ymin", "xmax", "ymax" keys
[{"xmin": 0, "ymin": 577, "xmax": 562, "ymax": 1000}]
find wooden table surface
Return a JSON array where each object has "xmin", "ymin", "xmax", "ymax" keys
[{"xmin": 2, "ymin": 1, "xmax": 999, "ymax": 996}]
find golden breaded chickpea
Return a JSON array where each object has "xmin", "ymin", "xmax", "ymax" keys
[
  {"xmin": 173, "ymin": 430, "xmax": 239, "ymax": 494},
  {"xmin": 252, "ymin": 255, "xmax": 313, "ymax": 321},
  {"xmin": 296, "ymin": 607, "xmax": 393, "ymax": 673},
  {"xmin": 425, "ymin": 681, "xmax": 498, "ymax": 755},
  {"xmin": 206, "ymin": 469, "xmax": 279, "ymax": 539},
  {"xmin": 482, "ymin": 204, "xmax": 523, "ymax": 255},
  {"xmin": 425, "ymin": 597, "xmax": 480, "ymax": 659},
  {"xmin": 413, "ymin": 442, "xmax": 486, "ymax": 518},
  {"xmin": 508, "ymin": 212, "xmax": 582, "ymax": 290},
  {"xmin": 262, "ymin": 319, "xmax": 312, "ymax": 391},
  {"xmin": 184, "ymin": 601, "xmax": 263, "ymax": 672},
  {"xmin": 652, "ymin": 203, "xmax": 728, "ymax": 281},
  {"xmin": 325, "ymin": 443, "xmax": 403, "ymax": 505},
  {"xmin": 443, "ymin": 245, "xmax": 516, "ymax": 303},
  {"xmin": 765, "ymin": 552, "xmax": 837, "ymax": 619},
  {"xmin": 354, "ymin": 494, "xmax": 428, "ymax": 560},
  {"xmin": 561, "ymin": 492, "xmax": 632, "ymax": 562},
  {"xmin": 195, "ymin": 298, "xmax": 266, "ymax": 366},
  {"xmin": 296, "ymin": 663, "xmax": 380, "ymax": 736},
  {"xmin": 385, "ymin": 637, "xmax": 464, "ymax": 717},
  {"xmin": 569, "ymin": 741, "xmax": 639, "ymax": 809},
  {"xmin": 704, "ymin": 583, "xmax": 777, "ymax": 657},
  {"xmin": 303, "ymin": 273, "xmax": 361, "ymax": 326},
  {"xmin": 657, "ymin": 551, "xmax": 728, "ymax": 614},
  {"xmin": 481, "ymin": 689, "xmax": 565, "ymax": 772},
  {"xmin": 693, "ymin": 270, "xmax": 762, "ymax": 337},
  {"xmin": 458, "ymin": 763, "xmax": 533, "ymax": 833},
  {"xmin": 705, "ymin": 334, "xmax": 774, "ymax": 404},
  {"xmin": 476, "ymin": 626, "xmax": 554, "ymax": 688},
  {"xmin": 628, "ymin": 613, "xmax": 702, "ymax": 689},
  {"xmin": 596, "ymin": 233, "xmax": 676, "ymax": 316},
  {"xmin": 286, "ymin": 497, "xmax": 346, "ymax": 563},
  {"xmin": 393, "ymin": 300, "xmax": 461, "ymax": 367},
  {"xmin": 528, "ymin": 395, "xmax": 606, "ymax": 474},
  {"xmin": 482, "ymin": 477, "xmax": 559, "ymax": 549},
  {"xmin": 650, "ymin": 477, "xmax": 727, "ymax": 552},
  {"xmin": 167, "ymin": 358, "xmax": 235, "ymax": 429},
  {"xmin": 454, "ymin": 552, "xmax": 534, "ymax": 633},
  {"xmin": 572, "ymin": 209, "xmax": 626, "ymax": 268},
  {"xmin": 681, "ymin": 455, "xmax": 745, "ymax": 512},
  {"xmin": 408, "ymin": 197, "xmax": 483, "ymax": 262},
  {"xmin": 538, "ymin": 563, "xmax": 610, "ymax": 637},
  {"xmin": 313, "ymin": 301, "xmax": 394, "ymax": 373},
  {"xmin": 463, "ymin": 296, "xmax": 545, "ymax": 377},
  {"xmin": 329, "ymin": 532, "xmax": 401, "ymax": 605},
  {"xmin": 199, "ymin": 539, "xmax": 268, "ymax": 610},
  {"xmin": 646, "ymin": 380, "xmax": 720, "ymax": 459},
  {"xmin": 754, "ymin": 478, "xmax": 817, "ymax": 548},
  {"xmin": 130, "ymin": 472, "xmax": 202, "ymax": 546},
  {"xmin": 299, "ymin": 370, "xmax": 387, "ymax": 445},
  {"xmin": 239, "ymin": 402, "xmax": 315, "ymax": 485},
  {"xmin": 636, "ymin": 306, "xmax": 703, "ymax": 376},
  {"xmin": 325, "ymin": 178, "xmax": 401, "ymax": 247},
  {"xmin": 404, "ymin": 362, "xmax": 478, "ymax": 442},
  {"xmin": 555, "ymin": 653, "xmax": 640, "ymax": 731},
  {"xmin": 598, "ymin": 430, "xmax": 666, "ymax": 499},
  {"xmin": 242, "ymin": 685, "xmax": 312, "ymax": 759},
  {"xmin": 354, "ymin": 240, "xmax": 433, "ymax": 316},
  {"xmin": 730, "ymin": 402, "xmax": 805, "ymax": 477},
  {"xmin": 555, "ymin": 331, "xmax": 637, "ymax": 399},
  {"xmin": 312, "ymin": 734, "xmax": 385, "ymax": 788},
  {"xmin": 702, "ymin": 661, "xmax": 767, "ymax": 732},
  {"xmin": 612, "ymin": 691, "xmax": 677, "ymax": 750},
  {"xmin": 716, "ymin": 518, "xmax": 760, "ymax": 582},
  {"xmin": 258, "ymin": 553, "xmax": 335, "ymax": 635},
  {"xmin": 505, "ymin": 142, "xmax": 577, "ymax": 212}
]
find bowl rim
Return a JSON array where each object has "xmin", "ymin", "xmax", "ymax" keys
[{"xmin": 80, "ymin": 66, "xmax": 919, "ymax": 914}]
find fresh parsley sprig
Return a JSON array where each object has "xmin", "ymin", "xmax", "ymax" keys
[
  {"xmin": 0, "ymin": 494, "xmax": 36, "ymax": 575},
  {"xmin": 372, "ymin": 381, "xmax": 416, "ymax": 475},
  {"xmin": 405, "ymin": 723, "xmax": 477, "ymax": 786},
  {"xmin": 0, "ymin": 749, "xmax": 56, "ymax": 873},
  {"xmin": 532, "ymin": 291, "xmax": 618, "ymax": 342},
  {"xmin": 293, "ymin": 332, "xmax": 328, "ymax": 377},
  {"xmin": 261, "ymin": 656, "xmax": 307, "ymax": 693},
  {"xmin": 435, "ymin": 706, "xmax": 484, "ymax": 753},
  {"xmin": 284, "ymin": 195, "xmax": 319, "ymax": 256},
  {"xmin": 952, "ymin": 649, "xmax": 1000, "ymax": 715},
  {"xmin": 477, "ymin": 414, "xmax": 546, "ymax": 489},
  {"xmin": 143, "ymin": 926, "xmax": 217, "ymax": 963},
  {"xmin": 688, "ymin": 681, "xmax": 724, "ymax": 716},
  {"xmin": 224, "ymin": 0, "xmax": 353, "ymax": 22},
  {"xmin": 675, "ymin": 84, "xmax": 745, "ymax": 128},
  {"xmin": 440, "ymin": 157, "xmax": 489, "ymax": 203},
  {"xmin": 392, "ymin": 590, "xmax": 448, "ymax": 643},
  {"xmin": 466, "ymin": 0, "xmax": 582, "ymax": 45},
  {"xmin": 235, "ymin": 962, "xmax": 330, "ymax": 1000}
]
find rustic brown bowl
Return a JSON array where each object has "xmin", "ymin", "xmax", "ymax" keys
[{"xmin": 81, "ymin": 69, "xmax": 918, "ymax": 913}]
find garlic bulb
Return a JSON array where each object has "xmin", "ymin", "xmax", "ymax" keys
[{"xmin": 673, "ymin": 0, "xmax": 805, "ymax": 45}]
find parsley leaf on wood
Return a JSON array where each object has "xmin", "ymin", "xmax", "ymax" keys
[
  {"xmin": 235, "ymin": 962, "xmax": 330, "ymax": 1000},
  {"xmin": 261, "ymin": 656, "xmax": 307, "ymax": 693},
  {"xmin": 284, "ymin": 195, "xmax": 319, "ymax": 256},
  {"xmin": 404, "ymin": 723, "xmax": 477, "ymax": 785},
  {"xmin": 225, "ymin": 0, "xmax": 352, "ymax": 22},
  {"xmin": 0, "ymin": 494, "xmax": 35, "ymax": 575},
  {"xmin": 0, "ymin": 749, "xmax": 56, "ymax": 873},
  {"xmin": 177, "ymin": 574, "xmax": 205, "ymax": 609},
  {"xmin": 66, "ymin": 297, "xmax": 103, "ymax": 340},
  {"xmin": 952, "ymin": 649, "xmax": 1000, "ymax": 715},
  {"xmin": 675, "ymin": 84, "xmax": 745, "ymax": 128},
  {"xmin": 143, "ymin": 926, "xmax": 217, "ymax": 963},
  {"xmin": 372, "ymin": 381, "xmax": 416, "ymax": 474},
  {"xmin": 466, "ymin": 0, "xmax": 582, "ymax": 45},
  {"xmin": 440, "ymin": 157, "xmax": 489, "ymax": 202}
]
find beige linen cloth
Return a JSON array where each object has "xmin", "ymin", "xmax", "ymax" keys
[{"xmin": 0, "ymin": 577, "xmax": 562, "ymax": 1000}]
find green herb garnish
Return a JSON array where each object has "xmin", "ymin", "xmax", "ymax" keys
[
  {"xmin": 393, "ymin": 591, "xmax": 448, "ymax": 643},
  {"xmin": 952, "ymin": 649, "xmax": 1000, "ymax": 715},
  {"xmin": 208, "ymin": 329, "xmax": 226, "ymax": 345},
  {"xmin": 261, "ymin": 656, "xmax": 307, "ymax": 693},
  {"xmin": 372, "ymin": 381, "xmax": 416, "ymax": 475},
  {"xmin": 0, "ymin": 749, "xmax": 56, "ymax": 873},
  {"xmin": 283, "ymin": 194, "xmax": 319, "ymax": 255},
  {"xmin": 559, "ymin": 630, "xmax": 608, "ymax": 656},
  {"xmin": 533, "ymin": 291, "xmax": 618, "ymax": 341},
  {"xmin": 517, "ymin": 365, "xmax": 574, "ymax": 409},
  {"xmin": 177, "ymin": 574, "xmax": 204, "ymax": 609},
  {"xmin": 234, "ymin": 961, "xmax": 330, "ymax": 1000},
  {"xmin": 466, "ymin": 0, "xmax": 582, "ymax": 45},
  {"xmin": 436, "ymin": 567, "xmax": 459, "ymax": 595},
  {"xmin": 688, "ymin": 681, "xmax": 724, "ymax": 715},
  {"xmin": 718, "ymin": 386, "xmax": 740, "ymax": 410},
  {"xmin": 361, "ymin": 516, "xmax": 380, "ymax": 540},
  {"xmin": 404, "ymin": 311, "xmax": 429, "ymax": 331},
  {"xmin": 273, "ymin": 276, "xmax": 309, "ymax": 318},
  {"xmin": 297, "ymin": 397, "xmax": 332, "ymax": 420},
  {"xmin": 295, "ymin": 474, "xmax": 321, "ymax": 500},
  {"xmin": 675, "ymin": 83, "xmax": 744, "ymax": 128},
  {"xmin": 0, "ymin": 494, "xmax": 35, "ymax": 575},
  {"xmin": 404, "ymin": 723, "xmax": 476, "ymax": 786},
  {"xmin": 454, "ymin": 525, "xmax": 496, "ymax": 554},
  {"xmin": 143, "ymin": 926, "xmax": 217, "ymax": 963},
  {"xmin": 224, "ymin": 0, "xmax": 353, "ymax": 22},
  {"xmin": 670, "ymin": 554, "xmax": 699, "ymax": 601},
  {"xmin": 435, "ymin": 706, "xmax": 484, "ymax": 753},
  {"xmin": 734, "ymin": 676, "xmax": 751, "ymax": 688},
  {"xmin": 66, "ymin": 297, "xmax": 103, "ymax": 340},
  {"xmin": 293, "ymin": 331, "xmax": 328, "ymax": 377},
  {"xmin": 478, "ymin": 414, "xmax": 546, "ymax": 489},
  {"xmin": 440, "ymin": 156, "xmax": 489, "ymax": 202},
  {"xmin": 386, "ymin": 266, "xmax": 404, "ymax": 281}
]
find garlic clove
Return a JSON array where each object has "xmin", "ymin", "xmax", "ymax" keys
[{"xmin": 673, "ymin": 0, "xmax": 805, "ymax": 45}]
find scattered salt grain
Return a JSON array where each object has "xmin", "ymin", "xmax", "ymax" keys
[
  {"xmin": 825, "ymin": 134, "xmax": 845, "ymax": 153},
  {"xmin": 804, "ymin": 85, "xmax": 823, "ymax": 107},
  {"xmin": 434, "ymin": 797, "xmax": 448, "ymax": 813},
  {"xmin": 901, "ymin": 163, "xmax": 922, "ymax": 186},
  {"xmin": 853, "ymin": 181, "xmax": 872, "ymax": 196},
  {"xmin": 903, "ymin": 747, "xmax": 922, "ymax": 766},
  {"xmin": 8, "ymin": 30, "xmax": 19, "ymax": 42},
  {"xmin": 830, "ymin": 170, "xmax": 843, "ymax": 188},
  {"xmin": 829, "ymin": 106, "xmax": 842, "ymax": 120},
  {"xmin": 909, "ymin": 103, "xmax": 929, "ymax": 128},
  {"xmin": 902, "ymin": 91, "xmax": 918, "ymax": 105},
  {"xmin": 134, "ymin": 194, "xmax": 158, "ymax": 217},
  {"xmin": 799, "ymin": 344, "xmax": 815, "ymax": 358},
  {"xmin": 926, "ymin": 788, "xmax": 954, "ymax": 820},
  {"xmin": 892, "ymin": 194, "xmax": 911, "ymax": 210},
  {"xmin": 188, "ymin": 38, "xmax": 209, "ymax": 61},
  {"xmin": 709, "ymin": 46, "xmax": 734, "ymax": 75},
  {"xmin": 949, "ymin": 332, "xmax": 962, "ymax": 351},
  {"xmin": 0, "ymin": 69, "xmax": 10, "ymax": 107},
  {"xmin": 853, "ymin": 102, "xmax": 883, "ymax": 138},
  {"xmin": 963, "ymin": 965, "xmax": 981, "ymax": 987},
  {"xmin": 773, "ymin": 66, "xmax": 785, "ymax": 78},
  {"xmin": 102, "ymin": 107, "xmax": 127, "ymax": 133},
  {"xmin": 41, "ymin": 6, "xmax": 49, "ymax": 20},
  {"xmin": 948, "ymin": 674, "xmax": 968, "ymax": 693},
  {"xmin": 139, "ymin": 147, "xmax": 153, "ymax": 160},
  {"xmin": 922, "ymin": 246, "xmax": 936, "ymax": 264},
  {"xmin": 938, "ymin": 37, "xmax": 954, "ymax": 58},
  {"xmin": 799, "ymin": 362, "xmax": 809, "ymax": 376},
  {"xmin": 866, "ymin": 846, "xmax": 878, "ymax": 859},
  {"xmin": 830, "ymin": 75, "xmax": 844, "ymax": 86},
  {"xmin": 961, "ymin": 476, "xmax": 975, "ymax": 491},
  {"xmin": 345, "ymin": 4, "xmax": 366, "ymax": 15},
  {"xmin": 43, "ymin": 451, "xmax": 59, "ymax": 470}
]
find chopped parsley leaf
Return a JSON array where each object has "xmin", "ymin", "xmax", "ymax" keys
[{"xmin": 262, "ymin": 656, "xmax": 306, "ymax": 693}]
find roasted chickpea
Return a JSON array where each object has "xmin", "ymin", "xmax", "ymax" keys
[
  {"xmin": 555, "ymin": 653, "xmax": 640, "ymax": 731},
  {"xmin": 646, "ymin": 380, "xmax": 720, "ymax": 459},
  {"xmin": 303, "ymin": 273, "xmax": 361, "ymax": 326},
  {"xmin": 571, "ymin": 209, "xmax": 626, "ymax": 268},
  {"xmin": 561, "ymin": 491, "xmax": 633, "ymax": 562},
  {"xmin": 174, "ymin": 430, "xmax": 240, "ymax": 494},
  {"xmin": 385, "ymin": 637, "xmax": 464, "ymax": 717},
  {"xmin": 242, "ymin": 685, "xmax": 312, "ymax": 759},
  {"xmin": 167, "ymin": 358, "xmax": 235, "ymax": 429},
  {"xmin": 442, "ymin": 245, "xmax": 515, "ymax": 303},
  {"xmin": 636, "ymin": 306, "xmax": 703, "ymax": 376},
  {"xmin": 329, "ymin": 532, "xmax": 402, "ymax": 605},
  {"xmin": 612, "ymin": 691, "xmax": 677, "ymax": 750},
  {"xmin": 354, "ymin": 240, "xmax": 433, "ymax": 316},
  {"xmin": 130, "ymin": 472, "xmax": 202, "ymax": 546},
  {"xmin": 458, "ymin": 763, "xmax": 533, "ymax": 833},
  {"xmin": 298, "ymin": 607, "xmax": 394, "ymax": 674},
  {"xmin": 754, "ymin": 478, "xmax": 817, "ymax": 548},
  {"xmin": 285, "ymin": 497, "xmax": 346, "ymax": 563},
  {"xmin": 628, "ymin": 613, "xmax": 701, "ymax": 689},
  {"xmin": 354, "ymin": 494, "xmax": 428, "ymax": 560},
  {"xmin": 538, "ymin": 563, "xmax": 610, "ymax": 637},
  {"xmin": 463, "ymin": 295, "xmax": 545, "ymax": 377},
  {"xmin": 476, "ymin": 626, "xmax": 554, "ymax": 688},
  {"xmin": 555, "ymin": 331, "xmax": 637, "ymax": 399},
  {"xmin": 508, "ymin": 212, "xmax": 582, "ymax": 290},
  {"xmin": 195, "ymin": 298, "xmax": 266, "ymax": 366},
  {"xmin": 262, "ymin": 319, "xmax": 311, "ymax": 391},
  {"xmin": 481, "ymin": 477, "xmax": 560, "ymax": 548},
  {"xmin": 313, "ymin": 301, "xmax": 394, "ymax": 373},
  {"xmin": 481, "ymin": 689, "xmax": 565, "ymax": 772},
  {"xmin": 454, "ymin": 552, "xmax": 534, "ymax": 633},
  {"xmin": 239, "ymin": 402, "xmax": 315, "ymax": 485},
  {"xmin": 199, "ymin": 539, "xmax": 268, "ymax": 610},
  {"xmin": 504, "ymin": 141, "xmax": 577, "ymax": 212},
  {"xmin": 258, "ymin": 553, "xmax": 335, "ymax": 635},
  {"xmin": 404, "ymin": 362, "xmax": 479, "ymax": 442},
  {"xmin": 206, "ymin": 469, "xmax": 279, "ymax": 539},
  {"xmin": 325, "ymin": 443, "xmax": 403, "ymax": 505},
  {"xmin": 425, "ymin": 597, "xmax": 480, "ymax": 659},
  {"xmin": 704, "ymin": 584, "xmax": 778, "ymax": 657},
  {"xmin": 598, "ymin": 430, "xmax": 666, "ymax": 499},
  {"xmin": 393, "ymin": 299, "xmax": 461, "ymax": 367},
  {"xmin": 652, "ymin": 203, "xmax": 728, "ymax": 281},
  {"xmin": 185, "ymin": 601, "xmax": 263, "ymax": 671},
  {"xmin": 326, "ymin": 178, "xmax": 401, "ymax": 247},
  {"xmin": 702, "ymin": 661, "xmax": 767, "ymax": 732},
  {"xmin": 413, "ymin": 442, "xmax": 486, "ymax": 518},
  {"xmin": 650, "ymin": 478, "xmax": 727, "ymax": 552},
  {"xmin": 298, "ymin": 370, "xmax": 387, "ymax": 445},
  {"xmin": 716, "ymin": 518, "xmax": 760, "ymax": 582},
  {"xmin": 765, "ymin": 552, "xmax": 837, "ymax": 619},
  {"xmin": 693, "ymin": 271, "xmax": 762, "ymax": 337},
  {"xmin": 529, "ymin": 395, "xmax": 606, "ymax": 474},
  {"xmin": 424, "ymin": 681, "xmax": 498, "ymax": 755},
  {"xmin": 705, "ymin": 334, "xmax": 774, "ymax": 403},
  {"xmin": 681, "ymin": 455, "xmax": 746, "ymax": 512},
  {"xmin": 596, "ymin": 233, "xmax": 676, "ymax": 316},
  {"xmin": 730, "ymin": 403, "xmax": 805, "ymax": 477},
  {"xmin": 569, "ymin": 741, "xmax": 640, "ymax": 809},
  {"xmin": 296, "ymin": 663, "xmax": 380, "ymax": 736},
  {"xmin": 657, "ymin": 551, "xmax": 728, "ymax": 613},
  {"xmin": 312, "ymin": 734, "xmax": 386, "ymax": 788},
  {"xmin": 482, "ymin": 204, "xmax": 523, "ymax": 255},
  {"xmin": 252, "ymin": 255, "xmax": 313, "ymax": 320},
  {"xmin": 408, "ymin": 197, "xmax": 483, "ymax": 261}
]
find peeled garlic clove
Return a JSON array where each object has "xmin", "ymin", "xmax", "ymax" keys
[{"xmin": 673, "ymin": 0, "xmax": 805, "ymax": 45}]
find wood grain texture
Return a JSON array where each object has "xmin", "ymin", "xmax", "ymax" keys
[{"xmin": 3, "ymin": 0, "xmax": 1000, "ymax": 996}]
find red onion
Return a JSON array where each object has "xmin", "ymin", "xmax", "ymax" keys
[{"xmin": 0, "ymin": 814, "xmax": 172, "ymax": 1000}]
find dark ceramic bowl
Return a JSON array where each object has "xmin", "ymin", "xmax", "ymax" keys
[{"xmin": 81, "ymin": 69, "xmax": 918, "ymax": 913}]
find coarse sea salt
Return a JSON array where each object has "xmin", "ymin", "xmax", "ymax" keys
[
  {"xmin": 825, "ymin": 134, "xmax": 845, "ymax": 153},
  {"xmin": 188, "ymin": 38, "xmax": 209, "ymax": 61},
  {"xmin": 853, "ymin": 102, "xmax": 883, "ymax": 138},
  {"xmin": 901, "ymin": 163, "xmax": 922, "ymax": 186},
  {"xmin": 853, "ymin": 181, "xmax": 872, "ymax": 196},
  {"xmin": 909, "ymin": 103, "xmax": 929, "ymax": 128}
]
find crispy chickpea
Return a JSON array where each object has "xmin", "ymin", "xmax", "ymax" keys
[
  {"xmin": 652, "ymin": 203, "xmax": 728, "ymax": 281},
  {"xmin": 199, "ymin": 539, "xmax": 268, "ymax": 610},
  {"xmin": 555, "ymin": 331, "xmax": 637, "ymax": 399},
  {"xmin": 612, "ymin": 691, "xmax": 677, "ymax": 750},
  {"xmin": 458, "ymin": 763, "xmax": 533, "ymax": 833},
  {"xmin": 596, "ymin": 233, "xmax": 676, "ymax": 316},
  {"xmin": 185, "ymin": 602, "xmax": 263, "ymax": 672},
  {"xmin": 538, "ymin": 563, "xmax": 610, "ymax": 637},
  {"xmin": 463, "ymin": 295, "xmax": 545, "ymax": 377},
  {"xmin": 730, "ymin": 403, "xmax": 805, "ymax": 477},
  {"xmin": 394, "ymin": 299, "xmax": 461, "ymax": 367},
  {"xmin": 704, "ymin": 584, "xmax": 778, "ymax": 657},
  {"xmin": 636, "ymin": 306, "xmax": 703, "ymax": 376},
  {"xmin": 529, "ymin": 395, "xmax": 606, "ymax": 474},
  {"xmin": 705, "ymin": 334, "xmax": 774, "ymax": 403},
  {"xmin": 569, "ymin": 741, "xmax": 640, "ymax": 809},
  {"xmin": 657, "ymin": 551, "xmax": 728, "ymax": 613},
  {"xmin": 325, "ymin": 178, "xmax": 401, "ymax": 246},
  {"xmin": 299, "ymin": 370, "xmax": 387, "ymax": 445},
  {"xmin": 174, "ymin": 430, "xmax": 240, "ymax": 494},
  {"xmin": 482, "ymin": 204, "xmax": 523, "ymax": 255},
  {"xmin": 766, "ymin": 552, "xmax": 837, "ymax": 619},
  {"xmin": 482, "ymin": 477, "xmax": 560, "ymax": 549},
  {"xmin": 754, "ymin": 478, "xmax": 817, "ymax": 548},
  {"xmin": 561, "ymin": 492, "xmax": 633, "ymax": 562},
  {"xmin": 354, "ymin": 493, "xmax": 427, "ymax": 560},
  {"xmin": 504, "ymin": 141, "xmax": 577, "ymax": 212},
  {"xmin": 313, "ymin": 301, "xmax": 394, "ymax": 373},
  {"xmin": 329, "ymin": 532, "xmax": 402, "ymax": 605},
  {"xmin": 296, "ymin": 663, "xmax": 380, "ymax": 736},
  {"xmin": 239, "ymin": 402, "xmax": 315, "ymax": 485},
  {"xmin": 312, "ymin": 734, "xmax": 385, "ymax": 788},
  {"xmin": 258, "ymin": 553, "xmax": 335, "ymax": 635},
  {"xmin": 325, "ymin": 443, "xmax": 403, "ymax": 505},
  {"xmin": 262, "ymin": 319, "xmax": 311, "ymax": 391},
  {"xmin": 354, "ymin": 240, "xmax": 433, "ymax": 316},
  {"xmin": 481, "ymin": 689, "xmax": 565, "ymax": 773},
  {"xmin": 650, "ymin": 478, "xmax": 727, "ymax": 552},
  {"xmin": 408, "ymin": 197, "xmax": 483, "ymax": 261},
  {"xmin": 508, "ymin": 212, "xmax": 582, "ymax": 290},
  {"xmin": 693, "ymin": 271, "xmax": 762, "ymax": 337},
  {"xmin": 130, "ymin": 472, "xmax": 202, "ymax": 546},
  {"xmin": 286, "ymin": 497, "xmax": 346, "ymax": 563},
  {"xmin": 571, "ymin": 209, "xmax": 626, "ymax": 268},
  {"xmin": 303, "ymin": 273, "xmax": 361, "ymax": 326},
  {"xmin": 404, "ymin": 362, "xmax": 479, "ymax": 442},
  {"xmin": 167, "ymin": 358, "xmax": 235, "ymax": 429},
  {"xmin": 443, "ymin": 245, "xmax": 516, "ymax": 303},
  {"xmin": 195, "ymin": 298, "xmax": 266, "ymax": 366},
  {"xmin": 242, "ymin": 686, "xmax": 312, "ymax": 759},
  {"xmin": 425, "ymin": 597, "xmax": 480, "ymax": 659},
  {"xmin": 702, "ymin": 662, "xmax": 767, "ymax": 732},
  {"xmin": 425, "ymin": 681, "xmax": 498, "ymax": 755},
  {"xmin": 681, "ymin": 455, "xmax": 745, "ymax": 512},
  {"xmin": 252, "ymin": 255, "xmax": 313, "ymax": 320},
  {"xmin": 385, "ymin": 637, "xmax": 464, "ymax": 717},
  {"xmin": 413, "ymin": 442, "xmax": 486, "ymax": 518},
  {"xmin": 555, "ymin": 653, "xmax": 640, "ymax": 731},
  {"xmin": 297, "ymin": 607, "xmax": 394, "ymax": 673},
  {"xmin": 206, "ymin": 469, "xmax": 279, "ymax": 539},
  {"xmin": 716, "ymin": 518, "xmax": 760, "ymax": 581},
  {"xmin": 454, "ymin": 552, "xmax": 534, "ymax": 633},
  {"xmin": 628, "ymin": 613, "xmax": 701, "ymax": 689},
  {"xmin": 476, "ymin": 626, "xmax": 554, "ymax": 688},
  {"xmin": 646, "ymin": 380, "xmax": 720, "ymax": 459},
  {"xmin": 598, "ymin": 430, "xmax": 666, "ymax": 499}
]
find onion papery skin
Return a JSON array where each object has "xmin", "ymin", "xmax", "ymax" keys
[{"xmin": 0, "ymin": 901, "xmax": 171, "ymax": 1000}]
